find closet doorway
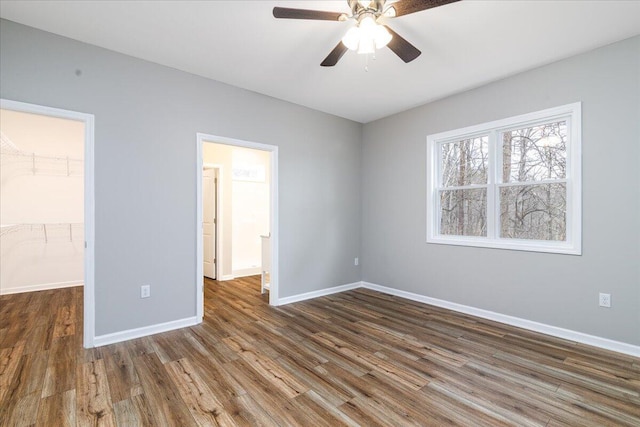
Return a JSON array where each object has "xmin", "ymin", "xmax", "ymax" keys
[
  {"xmin": 0, "ymin": 99, "xmax": 95, "ymax": 348},
  {"xmin": 196, "ymin": 133, "xmax": 279, "ymax": 318}
]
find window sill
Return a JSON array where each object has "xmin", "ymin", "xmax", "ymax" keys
[{"xmin": 426, "ymin": 235, "xmax": 581, "ymax": 255}]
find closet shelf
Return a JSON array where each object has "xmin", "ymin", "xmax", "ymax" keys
[
  {"xmin": 1, "ymin": 223, "xmax": 83, "ymax": 242},
  {"xmin": 1, "ymin": 131, "xmax": 83, "ymax": 176}
]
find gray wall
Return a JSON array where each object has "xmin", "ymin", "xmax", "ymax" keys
[
  {"xmin": 362, "ymin": 36, "xmax": 640, "ymax": 345},
  {"xmin": 2, "ymin": 18, "xmax": 638, "ymax": 347},
  {"xmin": 0, "ymin": 20, "xmax": 362, "ymax": 336}
]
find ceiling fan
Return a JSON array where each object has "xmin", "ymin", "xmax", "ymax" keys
[{"xmin": 273, "ymin": 0, "xmax": 460, "ymax": 66}]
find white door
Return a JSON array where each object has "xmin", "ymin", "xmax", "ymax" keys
[{"xmin": 203, "ymin": 168, "xmax": 217, "ymax": 279}]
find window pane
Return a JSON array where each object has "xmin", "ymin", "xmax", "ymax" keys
[
  {"xmin": 440, "ymin": 188, "xmax": 487, "ymax": 236},
  {"xmin": 501, "ymin": 121, "xmax": 566, "ymax": 183},
  {"xmin": 441, "ymin": 136, "xmax": 488, "ymax": 187},
  {"xmin": 500, "ymin": 183, "xmax": 566, "ymax": 241}
]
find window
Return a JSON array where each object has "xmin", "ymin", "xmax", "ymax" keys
[{"xmin": 426, "ymin": 103, "xmax": 581, "ymax": 255}]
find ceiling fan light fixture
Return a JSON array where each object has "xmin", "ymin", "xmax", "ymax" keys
[
  {"xmin": 357, "ymin": 37, "xmax": 375, "ymax": 54},
  {"xmin": 341, "ymin": 15, "xmax": 392, "ymax": 54},
  {"xmin": 359, "ymin": 15, "xmax": 376, "ymax": 32},
  {"xmin": 373, "ymin": 24, "xmax": 392, "ymax": 48},
  {"xmin": 341, "ymin": 26, "xmax": 361, "ymax": 50}
]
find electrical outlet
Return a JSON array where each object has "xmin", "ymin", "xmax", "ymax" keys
[
  {"xmin": 141, "ymin": 285, "xmax": 151, "ymax": 299},
  {"xmin": 599, "ymin": 293, "xmax": 611, "ymax": 308},
  {"xmin": 354, "ymin": 257, "xmax": 359, "ymax": 266}
]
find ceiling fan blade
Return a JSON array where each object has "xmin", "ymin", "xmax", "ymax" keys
[
  {"xmin": 273, "ymin": 7, "xmax": 345, "ymax": 21},
  {"xmin": 388, "ymin": 0, "xmax": 460, "ymax": 17},
  {"xmin": 385, "ymin": 26, "xmax": 421, "ymax": 63},
  {"xmin": 321, "ymin": 42, "xmax": 349, "ymax": 67}
]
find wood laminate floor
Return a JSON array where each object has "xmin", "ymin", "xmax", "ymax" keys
[{"xmin": 1, "ymin": 276, "xmax": 639, "ymax": 426}]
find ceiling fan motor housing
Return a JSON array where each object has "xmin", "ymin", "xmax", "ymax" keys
[{"xmin": 349, "ymin": 0, "xmax": 386, "ymax": 20}]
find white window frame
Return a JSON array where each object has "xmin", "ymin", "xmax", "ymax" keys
[{"xmin": 426, "ymin": 103, "xmax": 582, "ymax": 255}]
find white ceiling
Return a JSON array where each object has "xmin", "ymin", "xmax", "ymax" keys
[{"xmin": 1, "ymin": 1, "xmax": 639, "ymax": 123}]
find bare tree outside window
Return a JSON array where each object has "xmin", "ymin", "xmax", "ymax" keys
[
  {"xmin": 439, "ymin": 137, "xmax": 488, "ymax": 236},
  {"xmin": 441, "ymin": 137, "xmax": 488, "ymax": 186},
  {"xmin": 500, "ymin": 122, "xmax": 567, "ymax": 241},
  {"xmin": 440, "ymin": 189, "xmax": 487, "ymax": 236}
]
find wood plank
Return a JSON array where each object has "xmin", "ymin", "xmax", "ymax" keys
[
  {"xmin": 1, "ymin": 391, "xmax": 41, "ymax": 426},
  {"xmin": 6, "ymin": 350, "xmax": 49, "ymax": 400},
  {"xmin": 53, "ymin": 304, "xmax": 76, "ymax": 338},
  {"xmin": 76, "ymin": 359, "xmax": 117, "ymax": 426},
  {"xmin": 180, "ymin": 329, "xmax": 247, "ymax": 402},
  {"xmin": 222, "ymin": 358, "xmax": 304, "ymax": 426},
  {"xmin": 165, "ymin": 357, "xmax": 237, "ymax": 426},
  {"xmin": 457, "ymin": 361, "xmax": 628, "ymax": 427},
  {"xmin": 132, "ymin": 352, "xmax": 196, "ymax": 426},
  {"xmin": 554, "ymin": 384, "xmax": 640, "ymax": 426},
  {"xmin": 102, "ymin": 342, "xmax": 140, "ymax": 404},
  {"xmin": 36, "ymin": 389, "xmax": 76, "ymax": 427},
  {"xmin": 41, "ymin": 334, "xmax": 76, "ymax": 397},
  {"xmin": 113, "ymin": 398, "xmax": 142, "ymax": 426},
  {"xmin": 0, "ymin": 341, "xmax": 25, "ymax": 403},
  {"xmin": 311, "ymin": 332, "xmax": 430, "ymax": 390},
  {"xmin": 276, "ymin": 354, "xmax": 353, "ymax": 406},
  {"xmin": 243, "ymin": 321, "xmax": 329, "ymax": 369},
  {"xmin": 494, "ymin": 350, "xmax": 640, "ymax": 402},
  {"xmin": 130, "ymin": 392, "xmax": 162, "ymax": 426},
  {"xmin": 339, "ymin": 396, "xmax": 420, "ymax": 426},
  {"xmin": 224, "ymin": 334, "xmax": 309, "ymax": 399},
  {"xmin": 22, "ymin": 318, "xmax": 55, "ymax": 355},
  {"xmin": 295, "ymin": 389, "xmax": 359, "ymax": 427},
  {"xmin": 419, "ymin": 383, "xmax": 516, "ymax": 427},
  {"xmin": 232, "ymin": 393, "xmax": 280, "ymax": 426},
  {"xmin": 0, "ymin": 327, "xmax": 8, "ymax": 351},
  {"xmin": 426, "ymin": 380, "xmax": 547, "ymax": 426},
  {"xmin": 360, "ymin": 369, "xmax": 459, "ymax": 426}
]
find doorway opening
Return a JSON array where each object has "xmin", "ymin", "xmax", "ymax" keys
[
  {"xmin": 196, "ymin": 133, "xmax": 278, "ymax": 319},
  {"xmin": 0, "ymin": 99, "xmax": 95, "ymax": 348}
]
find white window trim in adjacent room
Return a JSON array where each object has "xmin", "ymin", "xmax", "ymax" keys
[{"xmin": 426, "ymin": 102, "xmax": 582, "ymax": 255}]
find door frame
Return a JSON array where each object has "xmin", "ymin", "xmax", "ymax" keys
[
  {"xmin": 0, "ymin": 98, "xmax": 96, "ymax": 348},
  {"xmin": 202, "ymin": 163, "xmax": 222, "ymax": 280},
  {"xmin": 196, "ymin": 133, "xmax": 279, "ymax": 319}
]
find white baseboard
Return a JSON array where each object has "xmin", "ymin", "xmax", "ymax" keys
[
  {"xmin": 218, "ymin": 274, "xmax": 235, "ymax": 281},
  {"xmin": 232, "ymin": 267, "xmax": 261, "ymax": 278},
  {"xmin": 0, "ymin": 281, "xmax": 83, "ymax": 295},
  {"xmin": 361, "ymin": 282, "xmax": 640, "ymax": 358},
  {"xmin": 59, "ymin": 277, "xmax": 639, "ymax": 356},
  {"xmin": 277, "ymin": 281, "xmax": 362, "ymax": 305},
  {"xmin": 93, "ymin": 316, "xmax": 200, "ymax": 347}
]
